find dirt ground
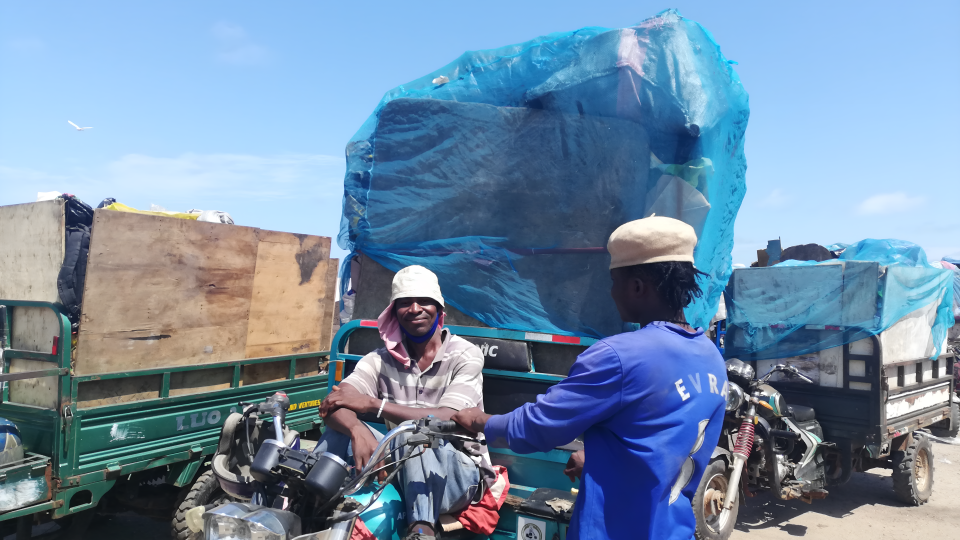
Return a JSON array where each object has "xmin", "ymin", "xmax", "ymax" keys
[
  {"xmin": 4, "ymin": 436, "xmax": 958, "ymax": 539},
  {"xmin": 731, "ymin": 435, "xmax": 960, "ymax": 539}
]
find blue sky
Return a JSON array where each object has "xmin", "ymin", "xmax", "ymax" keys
[{"xmin": 2, "ymin": 1, "xmax": 959, "ymax": 267}]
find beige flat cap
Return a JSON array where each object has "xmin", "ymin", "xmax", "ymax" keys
[
  {"xmin": 608, "ymin": 216, "xmax": 697, "ymax": 269},
  {"xmin": 390, "ymin": 265, "xmax": 445, "ymax": 307}
]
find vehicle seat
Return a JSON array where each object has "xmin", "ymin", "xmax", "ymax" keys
[
  {"xmin": 786, "ymin": 404, "xmax": 815, "ymax": 422},
  {"xmin": 459, "ymin": 336, "xmax": 532, "ymax": 372}
]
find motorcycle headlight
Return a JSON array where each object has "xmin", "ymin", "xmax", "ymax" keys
[
  {"xmin": 206, "ymin": 516, "xmax": 249, "ymax": 540},
  {"xmin": 725, "ymin": 358, "xmax": 755, "ymax": 388},
  {"xmin": 244, "ymin": 508, "xmax": 301, "ymax": 540},
  {"xmin": 203, "ymin": 503, "xmax": 301, "ymax": 540},
  {"xmin": 725, "ymin": 381, "xmax": 745, "ymax": 412},
  {"xmin": 205, "ymin": 502, "xmax": 256, "ymax": 540}
]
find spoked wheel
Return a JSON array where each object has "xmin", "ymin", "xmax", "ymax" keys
[
  {"xmin": 892, "ymin": 432, "xmax": 935, "ymax": 506},
  {"xmin": 694, "ymin": 458, "xmax": 739, "ymax": 540}
]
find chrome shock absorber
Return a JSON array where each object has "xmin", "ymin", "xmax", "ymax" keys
[{"xmin": 723, "ymin": 402, "xmax": 757, "ymax": 510}]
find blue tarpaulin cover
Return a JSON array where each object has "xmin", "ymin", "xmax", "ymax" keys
[
  {"xmin": 939, "ymin": 258, "xmax": 960, "ymax": 321},
  {"xmin": 725, "ymin": 239, "xmax": 954, "ymax": 360},
  {"xmin": 339, "ymin": 9, "xmax": 749, "ymax": 337}
]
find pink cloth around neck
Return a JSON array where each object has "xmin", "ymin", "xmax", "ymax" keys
[{"xmin": 377, "ymin": 301, "xmax": 445, "ymax": 366}]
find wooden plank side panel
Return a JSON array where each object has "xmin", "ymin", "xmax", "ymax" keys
[
  {"xmin": 0, "ymin": 200, "xmax": 64, "ymax": 302},
  {"xmin": 169, "ymin": 367, "xmax": 234, "ymax": 397},
  {"xmin": 77, "ymin": 376, "xmax": 162, "ymax": 409},
  {"xmin": 75, "ymin": 210, "xmax": 258, "ymax": 375},
  {"xmin": 241, "ymin": 356, "xmax": 323, "ymax": 387},
  {"xmin": 244, "ymin": 232, "xmax": 332, "ymax": 358}
]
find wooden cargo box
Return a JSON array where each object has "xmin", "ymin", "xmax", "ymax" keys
[{"xmin": 0, "ymin": 202, "xmax": 338, "ymax": 406}]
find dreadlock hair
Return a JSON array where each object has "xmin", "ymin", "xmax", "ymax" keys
[{"xmin": 624, "ymin": 261, "xmax": 709, "ymax": 320}]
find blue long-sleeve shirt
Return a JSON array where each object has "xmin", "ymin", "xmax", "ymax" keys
[{"xmin": 484, "ymin": 322, "xmax": 727, "ymax": 540}]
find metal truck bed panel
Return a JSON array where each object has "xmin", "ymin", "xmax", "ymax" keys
[
  {"xmin": 0, "ymin": 405, "xmax": 58, "ymax": 458},
  {"xmin": 770, "ymin": 384, "xmax": 877, "ymax": 443},
  {"xmin": 71, "ymin": 375, "xmax": 327, "ymax": 474},
  {"xmin": 747, "ymin": 334, "xmax": 954, "ymax": 446}
]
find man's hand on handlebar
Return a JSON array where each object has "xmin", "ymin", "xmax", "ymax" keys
[
  {"xmin": 564, "ymin": 450, "xmax": 585, "ymax": 482},
  {"xmin": 451, "ymin": 407, "xmax": 492, "ymax": 434},
  {"xmin": 319, "ymin": 384, "xmax": 378, "ymax": 418},
  {"xmin": 349, "ymin": 425, "xmax": 388, "ymax": 482}
]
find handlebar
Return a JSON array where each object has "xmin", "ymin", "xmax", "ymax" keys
[
  {"xmin": 343, "ymin": 423, "xmax": 418, "ymax": 496},
  {"xmin": 759, "ymin": 364, "xmax": 814, "ymax": 384},
  {"xmin": 342, "ymin": 417, "xmax": 476, "ymax": 496},
  {"xmin": 239, "ymin": 392, "xmax": 291, "ymax": 449},
  {"xmin": 421, "ymin": 419, "xmax": 462, "ymax": 434}
]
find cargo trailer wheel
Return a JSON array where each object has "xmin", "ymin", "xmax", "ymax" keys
[
  {"xmin": 172, "ymin": 469, "xmax": 234, "ymax": 540},
  {"xmin": 693, "ymin": 458, "xmax": 738, "ymax": 540},
  {"xmin": 892, "ymin": 433, "xmax": 934, "ymax": 506}
]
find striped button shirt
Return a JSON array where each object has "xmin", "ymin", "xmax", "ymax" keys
[{"xmin": 342, "ymin": 328, "xmax": 496, "ymax": 486}]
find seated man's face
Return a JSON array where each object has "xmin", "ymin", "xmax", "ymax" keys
[{"xmin": 394, "ymin": 297, "xmax": 441, "ymax": 337}]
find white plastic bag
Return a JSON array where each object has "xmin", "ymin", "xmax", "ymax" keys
[
  {"xmin": 339, "ymin": 291, "xmax": 356, "ymax": 324},
  {"xmin": 197, "ymin": 210, "xmax": 235, "ymax": 224}
]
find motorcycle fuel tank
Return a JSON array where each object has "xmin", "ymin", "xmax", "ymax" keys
[
  {"xmin": 757, "ymin": 384, "xmax": 788, "ymax": 419},
  {"xmin": 351, "ymin": 484, "xmax": 406, "ymax": 540}
]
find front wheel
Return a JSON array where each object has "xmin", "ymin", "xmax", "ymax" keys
[
  {"xmin": 892, "ymin": 432, "xmax": 934, "ymax": 506},
  {"xmin": 173, "ymin": 470, "xmax": 234, "ymax": 540},
  {"xmin": 693, "ymin": 458, "xmax": 739, "ymax": 540}
]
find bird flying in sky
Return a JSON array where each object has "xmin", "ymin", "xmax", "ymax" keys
[{"xmin": 67, "ymin": 121, "xmax": 93, "ymax": 131}]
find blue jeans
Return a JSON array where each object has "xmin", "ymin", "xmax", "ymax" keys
[{"xmin": 313, "ymin": 421, "xmax": 480, "ymax": 526}]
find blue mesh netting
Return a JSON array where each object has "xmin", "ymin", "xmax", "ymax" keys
[
  {"xmin": 338, "ymin": 9, "xmax": 749, "ymax": 337},
  {"xmin": 725, "ymin": 239, "xmax": 954, "ymax": 361}
]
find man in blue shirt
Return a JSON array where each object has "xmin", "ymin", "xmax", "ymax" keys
[{"xmin": 453, "ymin": 216, "xmax": 728, "ymax": 540}]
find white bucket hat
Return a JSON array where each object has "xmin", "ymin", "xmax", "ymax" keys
[
  {"xmin": 389, "ymin": 265, "xmax": 445, "ymax": 306},
  {"xmin": 377, "ymin": 265, "xmax": 446, "ymax": 366}
]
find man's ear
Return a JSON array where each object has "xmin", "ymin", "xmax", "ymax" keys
[{"xmin": 630, "ymin": 274, "xmax": 646, "ymax": 297}]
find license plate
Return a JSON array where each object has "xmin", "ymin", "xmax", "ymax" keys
[{"xmin": 517, "ymin": 517, "xmax": 547, "ymax": 540}]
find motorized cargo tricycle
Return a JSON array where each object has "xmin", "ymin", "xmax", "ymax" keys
[
  {"xmin": 195, "ymin": 319, "xmax": 597, "ymax": 540},
  {"xmin": 693, "ymin": 262, "xmax": 958, "ymax": 540},
  {"xmin": 0, "ymin": 300, "xmax": 332, "ymax": 539}
]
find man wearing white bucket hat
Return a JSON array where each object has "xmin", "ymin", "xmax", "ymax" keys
[
  {"xmin": 453, "ymin": 217, "xmax": 728, "ymax": 540},
  {"xmin": 317, "ymin": 265, "xmax": 507, "ymax": 540}
]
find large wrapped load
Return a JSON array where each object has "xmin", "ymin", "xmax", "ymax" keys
[
  {"xmin": 725, "ymin": 238, "xmax": 954, "ymax": 409},
  {"xmin": 725, "ymin": 239, "xmax": 953, "ymax": 363},
  {"xmin": 339, "ymin": 9, "xmax": 749, "ymax": 337}
]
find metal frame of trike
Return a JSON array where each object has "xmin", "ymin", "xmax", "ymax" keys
[
  {"xmin": 736, "ymin": 332, "xmax": 955, "ymax": 466},
  {"xmin": 328, "ymin": 319, "xmax": 595, "ymax": 539},
  {"xmin": 0, "ymin": 300, "xmax": 330, "ymax": 523}
]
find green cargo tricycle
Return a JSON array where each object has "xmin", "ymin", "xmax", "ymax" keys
[{"xmin": 0, "ymin": 300, "xmax": 330, "ymax": 538}]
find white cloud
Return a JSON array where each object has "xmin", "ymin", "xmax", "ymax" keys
[
  {"xmin": 1, "ymin": 153, "xmax": 343, "ymax": 207},
  {"xmin": 857, "ymin": 192, "xmax": 924, "ymax": 216},
  {"xmin": 104, "ymin": 152, "xmax": 341, "ymax": 199},
  {"xmin": 211, "ymin": 22, "xmax": 267, "ymax": 65},
  {"xmin": 759, "ymin": 188, "xmax": 787, "ymax": 207}
]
